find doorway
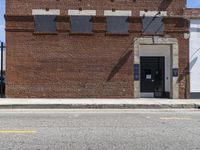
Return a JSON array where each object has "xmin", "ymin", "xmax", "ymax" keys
[
  {"xmin": 133, "ymin": 38, "xmax": 179, "ymax": 99},
  {"xmin": 140, "ymin": 57, "xmax": 165, "ymax": 98}
]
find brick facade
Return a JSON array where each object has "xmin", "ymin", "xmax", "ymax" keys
[
  {"xmin": 5, "ymin": 0, "xmax": 190, "ymax": 98},
  {"xmin": 184, "ymin": 8, "xmax": 200, "ymax": 18}
]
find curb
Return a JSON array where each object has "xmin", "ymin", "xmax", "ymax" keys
[{"xmin": 0, "ymin": 104, "xmax": 198, "ymax": 109}]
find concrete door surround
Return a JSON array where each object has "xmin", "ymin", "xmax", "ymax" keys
[{"xmin": 133, "ymin": 37, "xmax": 179, "ymax": 99}]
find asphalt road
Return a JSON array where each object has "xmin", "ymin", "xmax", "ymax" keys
[{"xmin": 0, "ymin": 109, "xmax": 199, "ymax": 150}]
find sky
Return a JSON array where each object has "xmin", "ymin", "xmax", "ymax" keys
[{"xmin": 0, "ymin": 0, "xmax": 200, "ymax": 43}]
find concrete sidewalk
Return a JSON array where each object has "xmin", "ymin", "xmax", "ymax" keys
[{"xmin": 0, "ymin": 99, "xmax": 199, "ymax": 109}]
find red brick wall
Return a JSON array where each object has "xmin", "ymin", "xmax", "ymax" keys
[
  {"xmin": 184, "ymin": 8, "xmax": 200, "ymax": 18},
  {"xmin": 6, "ymin": 0, "xmax": 186, "ymax": 16},
  {"xmin": 6, "ymin": 32, "xmax": 139, "ymax": 98},
  {"xmin": 5, "ymin": 0, "xmax": 189, "ymax": 98}
]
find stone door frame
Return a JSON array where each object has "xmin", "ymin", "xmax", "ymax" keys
[{"xmin": 133, "ymin": 37, "xmax": 179, "ymax": 99}]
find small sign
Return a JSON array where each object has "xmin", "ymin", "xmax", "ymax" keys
[
  {"xmin": 146, "ymin": 74, "xmax": 152, "ymax": 79},
  {"xmin": 172, "ymin": 68, "xmax": 178, "ymax": 77},
  {"xmin": 134, "ymin": 64, "xmax": 140, "ymax": 81}
]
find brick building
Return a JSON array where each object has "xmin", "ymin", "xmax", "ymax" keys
[{"xmin": 5, "ymin": 0, "xmax": 190, "ymax": 98}]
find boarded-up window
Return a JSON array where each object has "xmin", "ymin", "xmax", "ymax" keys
[
  {"xmin": 34, "ymin": 15, "xmax": 57, "ymax": 33},
  {"xmin": 106, "ymin": 16, "xmax": 129, "ymax": 33},
  {"xmin": 142, "ymin": 17, "xmax": 164, "ymax": 34},
  {"xmin": 70, "ymin": 16, "xmax": 93, "ymax": 33}
]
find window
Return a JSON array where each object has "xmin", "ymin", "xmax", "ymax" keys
[
  {"xmin": 106, "ymin": 16, "xmax": 129, "ymax": 33},
  {"xmin": 34, "ymin": 15, "xmax": 57, "ymax": 33},
  {"xmin": 142, "ymin": 16, "xmax": 164, "ymax": 34},
  {"xmin": 70, "ymin": 16, "xmax": 93, "ymax": 33}
]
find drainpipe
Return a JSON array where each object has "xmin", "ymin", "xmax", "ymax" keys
[{"xmin": 0, "ymin": 42, "xmax": 4, "ymax": 98}]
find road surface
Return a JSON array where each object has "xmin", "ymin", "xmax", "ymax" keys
[{"xmin": 0, "ymin": 109, "xmax": 199, "ymax": 150}]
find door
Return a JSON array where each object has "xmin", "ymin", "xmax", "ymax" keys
[{"xmin": 140, "ymin": 57, "xmax": 165, "ymax": 98}]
